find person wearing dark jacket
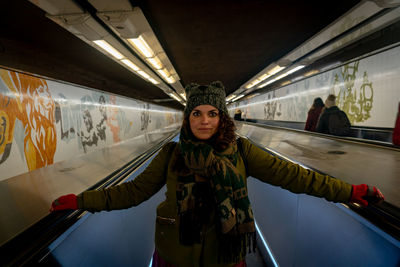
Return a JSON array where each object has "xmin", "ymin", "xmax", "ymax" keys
[
  {"xmin": 51, "ymin": 82, "xmax": 383, "ymax": 267},
  {"xmin": 316, "ymin": 94, "xmax": 351, "ymax": 136},
  {"xmin": 234, "ymin": 109, "xmax": 242, "ymax": 120},
  {"xmin": 305, "ymin": 97, "xmax": 324, "ymax": 132}
]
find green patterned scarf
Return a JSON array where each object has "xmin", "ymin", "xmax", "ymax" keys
[{"xmin": 177, "ymin": 125, "xmax": 255, "ymax": 262}]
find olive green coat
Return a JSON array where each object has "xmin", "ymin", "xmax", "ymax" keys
[{"xmin": 77, "ymin": 138, "xmax": 352, "ymax": 267}]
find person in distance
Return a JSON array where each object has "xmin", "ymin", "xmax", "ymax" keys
[
  {"xmin": 234, "ymin": 109, "xmax": 242, "ymax": 120},
  {"xmin": 51, "ymin": 81, "xmax": 384, "ymax": 267},
  {"xmin": 305, "ymin": 97, "xmax": 324, "ymax": 132},
  {"xmin": 316, "ymin": 94, "xmax": 351, "ymax": 136}
]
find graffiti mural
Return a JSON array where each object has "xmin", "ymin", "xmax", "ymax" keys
[
  {"xmin": 0, "ymin": 68, "xmax": 182, "ymax": 181},
  {"xmin": 229, "ymin": 45, "xmax": 400, "ymax": 128},
  {"xmin": 333, "ymin": 61, "xmax": 373, "ymax": 124},
  {"xmin": 0, "ymin": 70, "xmax": 56, "ymax": 171},
  {"xmin": 77, "ymin": 94, "xmax": 108, "ymax": 153},
  {"xmin": 106, "ymin": 95, "xmax": 121, "ymax": 143},
  {"xmin": 140, "ymin": 103, "xmax": 151, "ymax": 131}
]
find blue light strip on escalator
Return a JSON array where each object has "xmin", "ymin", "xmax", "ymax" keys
[{"xmin": 255, "ymin": 220, "xmax": 279, "ymax": 267}]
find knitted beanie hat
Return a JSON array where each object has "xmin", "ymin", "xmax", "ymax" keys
[
  {"xmin": 184, "ymin": 81, "xmax": 228, "ymax": 117},
  {"xmin": 325, "ymin": 94, "xmax": 337, "ymax": 108}
]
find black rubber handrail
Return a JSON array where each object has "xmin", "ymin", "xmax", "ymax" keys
[
  {"xmin": 240, "ymin": 120, "xmax": 400, "ymax": 150},
  {"xmin": 0, "ymin": 131, "xmax": 179, "ymax": 267},
  {"xmin": 241, "ymin": 118, "xmax": 394, "ymax": 132}
]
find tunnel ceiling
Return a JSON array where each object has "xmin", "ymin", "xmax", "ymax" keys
[{"xmin": 1, "ymin": 0, "xmax": 361, "ymax": 110}]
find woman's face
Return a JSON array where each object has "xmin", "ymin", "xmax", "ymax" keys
[{"xmin": 189, "ymin": 105, "xmax": 220, "ymax": 140}]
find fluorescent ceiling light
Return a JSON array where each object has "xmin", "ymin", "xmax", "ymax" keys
[
  {"xmin": 93, "ymin": 40, "xmax": 124, "ymax": 60},
  {"xmin": 157, "ymin": 68, "xmax": 170, "ymax": 79},
  {"xmin": 259, "ymin": 73, "xmax": 271, "ymax": 80},
  {"xmin": 121, "ymin": 59, "xmax": 140, "ymax": 71},
  {"xmin": 128, "ymin": 35, "xmax": 154, "ymax": 58},
  {"xmin": 232, "ymin": 94, "xmax": 245, "ymax": 102},
  {"xmin": 245, "ymin": 79, "xmax": 262, "ymax": 89},
  {"xmin": 245, "ymin": 65, "xmax": 285, "ymax": 89},
  {"xmin": 258, "ymin": 78, "xmax": 277, "ymax": 88},
  {"xmin": 122, "ymin": 59, "xmax": 160, "ymax": 85},
  {"xmin": 166, "ymin": 76, "xmax": 176, "ymax": 84},
  {"xmin": 273, "ymin": 65, "xmax": 306, "ymax": 82},
  {"xmin": 180, "ymin": 93, "xmax": 186, "ymax": 100},
  {"xmin": 147, "ymin": 57, "xmax": 163, "ymax": 69},
  {"xmin": 268, "ymin": 65, "xmax": 285, "ymax": 75},
  {"xmin": 93, "ymin": 7, "xmax": 184, "ymax": 94},
  {"xmin": 226, "ymin": 94, "xmax": 237, "ymax": 101},
  {"xmin": 285, "ymin": 65, "xmax": 305, "ymax": 75},
  {"xmin": 275, "ymin": 73, "xmax": 289, "ymax": 80},
  {"xmin": 148, "ymin": 78, "xmax": 159, "ymax": 84},
  {"xmin": 155, "ymin": 68, "xmax": 174, "ymax": 83},
  {"xmin": 169, "ymin": 93, "xmax": 181, "ymax": 102},
  {"xmin": 33, "ymin": 4, "xmax": 180, "ymax": 93},
  {"xmin": 137, "ymin": 70, "xmax": 150, "ymax": 79}
]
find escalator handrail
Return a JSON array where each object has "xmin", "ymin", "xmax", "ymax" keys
[{"xmin": 240, "ymin": 120, "xmax": 400, "ymax": 150}]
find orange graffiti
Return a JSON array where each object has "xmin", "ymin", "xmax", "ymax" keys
[
  {"xmin": 0, "ymin": 70, "xmax": 56, "ymax": 171},
  {"xmin": 0, "ymin": 89, "xmax": 17, "ymax": 160},
  {"xmin": 106, "ymin": 95, "xmax": 121, "ymax": 143}
]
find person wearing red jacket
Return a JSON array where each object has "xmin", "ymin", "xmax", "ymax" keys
[
  {"xmin": 393, "ymin": 102, "xmax": 400, "ymax": 146},
  {"xmin": 305, "ymin": 97, "xmax": 324, "ymax": 132}
]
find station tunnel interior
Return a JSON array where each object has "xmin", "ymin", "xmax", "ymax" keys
[{"xmin": 1, "ymin": 1, "xmax": 400, "ymax": 266}]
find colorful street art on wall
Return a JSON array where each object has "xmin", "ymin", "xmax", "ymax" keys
[
  {"xmin": 229, "ymin": 45, "xmax": 400, "ymax": 128},
  {"xmin": 333, "ymin": 61, "xmax": 373, "ymax": 124},
  {"xmin": 0, "ymin": 70, "xmax": 56, "ymax": 172},
  {"xmin": 0, "ymin": 68, "xmax": 182, "ymax": 181}
]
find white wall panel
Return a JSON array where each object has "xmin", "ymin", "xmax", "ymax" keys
[
  {"xmin": 0, "ymin": 68, "xmax": 182, "ymax": 181},
  {"xmin": 230, "ymin": 45, "xmax": 400, "ymax": 128}
]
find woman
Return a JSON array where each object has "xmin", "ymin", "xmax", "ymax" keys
[
  {"xmin": 51, "ymin": 81, "xmax": 384, "ymax": 267},
  {"xmin": 305, "ymin": 97, "xmax": 324, "ymax": 132}
]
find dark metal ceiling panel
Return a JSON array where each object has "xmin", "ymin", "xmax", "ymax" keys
[{"xmin": 136, "ymin": 0, "xmax": 361, "ymax": 95}]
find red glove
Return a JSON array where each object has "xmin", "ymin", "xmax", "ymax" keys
[
  {"xmin": 350, "ymin": 184, "xmax": 384, "ymax": 207},
  {"xmin": 50, "ymin": 194, "xmax": 78, "ymax": 211}
]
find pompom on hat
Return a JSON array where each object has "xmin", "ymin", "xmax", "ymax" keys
[{"xmin": 184, "ymin": 81, "xmax": 228, "ymax": 117}]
